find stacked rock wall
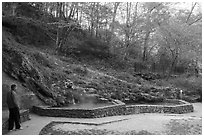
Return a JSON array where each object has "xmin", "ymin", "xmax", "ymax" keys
[
  {"xmin": 33, "ymin": 104, "xmax": 126, "ymax": 118},
  {"xmin": 33, "ymin": 100, "xmax": 194, "ymax": 118}
]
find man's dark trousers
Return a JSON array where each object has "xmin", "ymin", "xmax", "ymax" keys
[{"xmin": 8, "ymin": 107, "xmax": 21, "ymax": 130}]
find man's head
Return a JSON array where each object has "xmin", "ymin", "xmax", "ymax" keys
[{"xmin": 11, "ymin": 84, "xmax": 17, "ymax": 91}]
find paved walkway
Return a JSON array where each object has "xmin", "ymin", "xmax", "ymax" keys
[{"xmin": 6, "ymin": 103, "xmax": 202, "ymax": 135}]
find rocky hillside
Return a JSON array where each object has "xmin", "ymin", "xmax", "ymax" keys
[{"xmin": 2, "ymin": 16, "xmax": 200, "ymax": 109}]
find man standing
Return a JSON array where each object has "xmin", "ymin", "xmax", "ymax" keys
[{"xmin": 6, "ymin": 84, "xmax": 23, "ymax": 131}]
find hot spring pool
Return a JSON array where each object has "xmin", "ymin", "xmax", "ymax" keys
[{"xmin": 59, "ymin": 102, "xmax": 116, "ymax": 109}]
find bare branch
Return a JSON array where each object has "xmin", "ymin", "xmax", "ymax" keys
[
  {"xmin": 188, "ymin": 16, "xmax": 202, "ymax": 25},
  {"xmin": 46, "ymin": 32, "xmax": 56, "ymax": 42},
  {"xmin": 186, "ymin": 2, "xmax": 197, "ymax": 24},
  {"xmin": 148, "ymin": 43, "xmax": 157, "ymax": 54},
  {"xmin": 149, "ymin": 3, "xmax": 162, "ymax": 13}
]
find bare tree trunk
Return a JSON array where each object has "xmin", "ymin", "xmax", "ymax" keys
[
  {"xmin": 111, "ymin": 2, "xmax": 120, "ymax": 39},
  {"xmin": 123, "ymin": 2, "xmax": 131, "ymax": 60},
  {"xmin": 11, "ymin": 3, "xmax": 17, "ymax": 16},
  {"xmin": 142, "ymin": 3, "xmax": 162, "ymax": 62},
  {"xmin": 59, "ymin": 2, "xmax": 63, "ymax": 18},
  {"xmin": 95, "ymin": 2, "xmax": 100, "ymax": 37},
  {"xmin": 65, "ymin": 3, "xmax": 68, "ymax": 17},
  {"xmin": 75, "ymin": 3, "xmax": 79, "ymax": 21},
  {"xmin": 166, "ymin": 45, "xmax": 179, "ymax": 80},
  {"xmin": 68, "ymin": 3, "xmax": 75, "ymax": 20},
  {"xmin": 143, "ymin": 30, "xmax": 150, "ymax": 61},
  {"xmin": 56, "ymin": 27, "xmax": 60, "ymax": 47},
  {"xmin": 62, "ymin": 2, "xmax": 65, "ymax": 17},
  {"xmin": 56, "ymin": 2, "xmax": 59, "ymax": 18},
  {"xmin": 49, "ymin": 3, "xmax": 53, "ymax": 15},
  {"xmin": 105, "ymin": 18, "xmax": 108, "ymax": 42},
  {"xmin": 79, "ymin": 6, "xmax": 83, "ymax": 25},
  {"xmin": 56, "ymin": 3, "xmax": 63, "ymax": 53},
  {"xmin": 167, "ymin": 53, "xmax": 178, "ymax": 80},
  {"xmin": 129, "ymin": 2, "xmax": 138, "ymax": 37},
  {"xmin": 90, "ymin": 2, "xmax": 96, "ymax": 37}
]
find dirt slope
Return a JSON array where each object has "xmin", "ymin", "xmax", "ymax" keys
[{"xmin": 2, "ymin": 16, "xmax": 194, "ymax": 109}]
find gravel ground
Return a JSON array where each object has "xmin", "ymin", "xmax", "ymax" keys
[
  {"xmin": 6, "ymin": 103, "xmax": 202, "ymax": 135},
  {"xmin": 39, "ymin": 115, "xmax": 202, "ymax": 135},
  {"xmin": 39, "ymin": 103, "xmax": 202, "ymax": 135},
  {"xmin": 165, "ymin": 118, "xmax": 202, "ymax": 135}
]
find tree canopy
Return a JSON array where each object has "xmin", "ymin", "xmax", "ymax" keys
[{"xmin": 2, "ymin": 2, "xmax": 202, "ymax": 75}]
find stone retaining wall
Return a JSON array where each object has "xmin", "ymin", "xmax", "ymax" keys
[
  {"xmin": 2, "ymin": 109, "xmax": 30, "ymax": 135},
  {"xmin": 125, "ymin": 100, "xmax": 194, "ymax": 114},
  {"xmin": 32, "ymin": 99, "xmax": 194, "ymax": 118},
  {"xmin": 33, "ymin": 103, "xmax": 126, "ymax": 118}
]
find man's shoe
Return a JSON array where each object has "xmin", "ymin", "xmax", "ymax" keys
[
  {"xmin": 8, "ymin": 129, "xmax": 13, "ymax": 132},
  {"xmin": 16, "ymin": 127, "xmax": 23, "ymax": 130}
]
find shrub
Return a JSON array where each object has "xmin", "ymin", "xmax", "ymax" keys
[
  {"xmin": 79, "ymin": 37, "xmax": 110, "ymax": 58},
  {"xmin": 173, "ymin": 65, "xmax": 186, "ymax": 74},
  {"xmin": 168, "ymin": 75, "xmax": 202, "ymax": 100},
  {"xmin": 73, "ymin": 65, "xmax": 88, "ymax": 76},
  {"xmin": 33, "ymin": 52, "xmax": 53, "ymax": 68},
  {"xmin": 59, "ymin": 31, "xmax": 111, "ymax": 60},
  {"xmin": 133, "ymin": 61, "xmax": 149, "ymax": 72},
  {"xmin": 2, "ymin": 16, "xmax": 53, "ymax": 46}
]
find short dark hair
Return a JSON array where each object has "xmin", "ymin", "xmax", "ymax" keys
[{"xmin": 11, "ymin": 84, "xmax": 17, "ymax": 90}]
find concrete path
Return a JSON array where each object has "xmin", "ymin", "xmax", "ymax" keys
[{"xmin": 6, "ymin": 103, "xmax": 202, "ymax": 135}]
